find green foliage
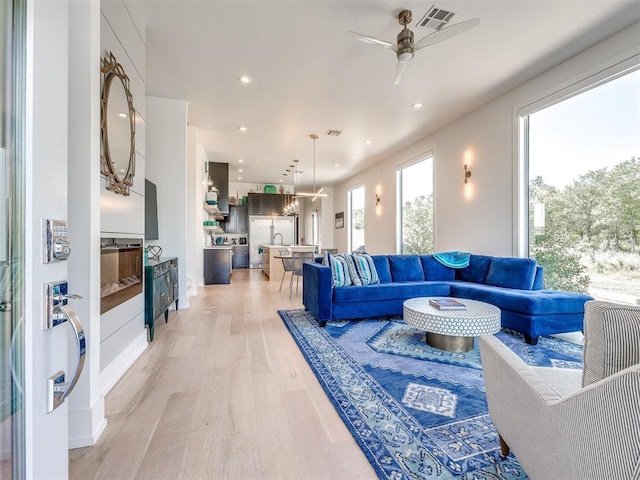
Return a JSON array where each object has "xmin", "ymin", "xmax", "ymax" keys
[
  {"xmin": 529, "ymin": 156, "xmax": 640, "ymax": 293},
  {"xmin": 402, "ymin": 194, "xmax": 433, "ymax": 254}
]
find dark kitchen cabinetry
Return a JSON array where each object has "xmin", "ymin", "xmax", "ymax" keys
[
  {"xmin": 144, "ymin": 257, "xmax": 178, "ymax": 341},
  {"xmin": 225, "ymin": 205, "xmax": 248, "ymax": 233},
  {"xmin": 204, "ymin": 247, "xmax": 232, "ymax": 284},
  {"xmin": 232, "ymin": 245, "xmax": 249, "ymax": 269},
  {"xmin": 248, "ymin": 193, "xmax": 290, "ymax": 216},
  {"xmin": 207, "ymin": 162, "xmax": 229, "ymax": 214}
]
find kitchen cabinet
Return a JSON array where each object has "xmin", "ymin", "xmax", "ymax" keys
[
  {"xmin": 248, "ymin": 193, "xmax": 290, "ymax": 216},
  {"xmin": 232, "ymin": 245, "xmax": 248, "ymax": 269},
  {"xmin": 204, "ymin": 247, "xmax": 232, "ymax": 284},
  {"xmin": 225, "ymin": 205, "xmax": 248, "ymax": 233},
  {"xmin": 145, "ymin": 257, "xmax": 179, "ymax": 341}
]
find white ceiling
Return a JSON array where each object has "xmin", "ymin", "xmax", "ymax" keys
[{"xmin": 137, "ymin": 0, "xmax": 640, "ymax": 191}]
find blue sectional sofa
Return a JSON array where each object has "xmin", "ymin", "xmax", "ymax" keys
[{"xmin": 302, "ymin": 254, "xmax": 593, "ymax": 344}]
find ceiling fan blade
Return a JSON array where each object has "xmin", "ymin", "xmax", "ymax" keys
[
  {"xmin": 347, "ymin": 31, "xmax": 397, "ymax": 51},
  {"xmin": 393, "ymin": 60, "xmax": 409, "ymax": 86},
  {"xmin": 415, "ymin": 18, "xmax": 480, "ymax": 51}
]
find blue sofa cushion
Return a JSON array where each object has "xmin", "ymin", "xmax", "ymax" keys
[
  {"xmin": 389, "ymin": 255, "xmax": 424, "ymax": 282},
  {"xmin": 455, "ymin": 254, "xmax": 493, "ymax": 284},
  {"xmin": 485, "ymin": 257, "xmax": 537, "ymax": 290},
  {"xmin": 532, "ymin": 266, "xmax": 545, "ymax": 290},
  {"xmin": 449, "ymin": 282, "xmax": 592, "ymax": 314},
  {"xmin": 420, "ymin": 255, "xmax": 455, "ymax": 281},
  {"xmin": 333, "ymin": 281, "xmax": 451, "ymax": 303},
  {"xmin": 372, "ymin": 255, "xmax": 392, "ymax": 283}
]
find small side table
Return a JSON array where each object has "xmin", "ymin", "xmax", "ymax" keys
[{"xmin": 403, "ymin": 297, "xmax": 501, "ymax": 352}]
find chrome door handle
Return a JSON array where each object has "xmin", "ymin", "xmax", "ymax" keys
[{"xmin": 46, "ymin": 304, "xmax": 86, "ymax": 413}]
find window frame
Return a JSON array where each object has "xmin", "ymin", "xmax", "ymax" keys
[
  {"xmin": 395, "ymin": 152, "xmax": 434, "ymax": 254},
  {"xmin": 347, "ymin": 184, "xmax": 365, "ymax": 252},
  {"xmin": 515, "ymin": 54, "xmax": 640, "ymax": 257}
]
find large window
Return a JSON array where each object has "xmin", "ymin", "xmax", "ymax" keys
[
  {"xmin": 397, "ymin": 155, "xmax": 434, "ymax": 253},
  {"xmin": 348, "ymin": 185, "xmax": 365, "ymax": 252},
  {"xmin": 523, "ymin": 67, "xmax": 640, "ymax": 303}
]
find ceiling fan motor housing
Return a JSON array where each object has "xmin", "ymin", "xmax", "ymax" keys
[{"xmin": 397, "ymin": 27, "xmax": 414, "ymax": 61}]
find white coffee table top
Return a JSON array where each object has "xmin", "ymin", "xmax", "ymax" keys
[{"xmin": 403, "ymin": 297, "xmax": 501, "ymax": 337}]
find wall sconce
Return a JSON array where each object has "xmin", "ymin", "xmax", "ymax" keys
[
  {"xmin": 464, "ymin": 164, "xmax": 472, "ymax": 184},
  {"xmin": 375, "ymin": 193, "xmax": 381, "ymax": 206}
]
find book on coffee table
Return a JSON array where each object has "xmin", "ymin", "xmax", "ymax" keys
[{"xmin": 429, "ymin": 298, "xmax": 466, "ymax": 310}]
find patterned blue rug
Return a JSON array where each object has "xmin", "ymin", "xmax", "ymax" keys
[{"xmin": 278, "ymin": 310, "xmax": 583, "ymax": 480}]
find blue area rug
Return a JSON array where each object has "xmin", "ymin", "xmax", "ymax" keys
[{"xmin": 278, "ymin": 310, "xmax": 583, "ymax": 480}]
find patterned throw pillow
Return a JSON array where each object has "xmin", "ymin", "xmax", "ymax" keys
[
  {"xmin": 340, "ymin": 253, "xmax": 362, "ymax": 286},
  {"xmin": 352, "ymin": 253, "xmax": 380, "ymax": 285},
  {"xmin": 328, "ymin": 253, "xmax": 352, "ymax": 287}
]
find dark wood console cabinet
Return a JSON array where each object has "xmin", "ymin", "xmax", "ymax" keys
[{"xmin": 145, "ymin": 257, "xmax": 178, "ymax": 341}]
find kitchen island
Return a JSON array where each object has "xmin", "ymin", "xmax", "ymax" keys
[
  {"xmin": 262, "ymin": 245, "xmax": 316, "ymax": 281},
  {"xmin": 204, "ymin": 246, "xmax": 233, "ymax": 284}
]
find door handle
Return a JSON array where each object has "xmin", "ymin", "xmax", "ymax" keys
[{"xmin": 46, "ymin": 304, "xmax": 86, "ymax": 413}]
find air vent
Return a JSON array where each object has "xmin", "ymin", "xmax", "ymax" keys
[
  {"xmin": 417, "ymin": 5, "xmax": 455, "ymax": 30},
  {"xmin": 325, "ymin": 130, "xmax": 342, "ymax": 136}
]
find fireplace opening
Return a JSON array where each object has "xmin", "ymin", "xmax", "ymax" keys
[{"xmin": 100, "ymin": 238, "xmax": 143, "ymax": 314}]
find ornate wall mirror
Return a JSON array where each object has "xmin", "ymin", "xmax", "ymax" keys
[{"xmin": 100, "ymin": 51, "xmax": 136, "ymax": 195}]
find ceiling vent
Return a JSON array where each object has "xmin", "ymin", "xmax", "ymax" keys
[
  {"xmin": 325, "ymin": 130, "xmax": 342, "ymax": 136},
  {"xmin": 416, "ymin": 5, "xmax": 455, "ymax": 30}
]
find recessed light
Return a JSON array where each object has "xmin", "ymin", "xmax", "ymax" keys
[
  {"xmin": 238, "ymin": 169, "xmax": 243, "ymax": 173},
  {"xmin": 334, "ymin": 163, "xmax": 340, "ymax": 167},
  {"xmin": 279, "ymin": 179, "xmax": 283, "ymax": 182},
  {"xmin": 238, "ymin": 159, "xmax": 244, "ymax": 163},
  {"xmin": 238, "ymin": 176, "xmax": 243, "ymax": 180},
  {"xmin": 118, "ymin": 112, "xmax": 128, "ymax": 118},
  {"xmin": 238, "ymin": 126, "xmax": 247, "ymax": 132},
  {"xmin": 412, "ymin": 102, "xmax": 424, "ymax": 109},
  {"xmin": 364, "ymin": 139, "xmax": 372, "ymax": 144},
  {"xmin": 238, "ymin": 75, "xmax": 252, "ymax": 84}
]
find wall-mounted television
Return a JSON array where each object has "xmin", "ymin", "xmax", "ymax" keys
[{"xmin": 145, "ymin": 179, "xmax": 159, "ymax": 240}]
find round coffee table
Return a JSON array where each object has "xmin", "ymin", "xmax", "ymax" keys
[{"xmin": 403, "ymin": 297, "xmax": 501, "ymax": 352}]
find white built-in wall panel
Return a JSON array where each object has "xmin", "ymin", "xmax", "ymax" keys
[
  {"xmin": 99, "ymin": 0, "xmax": 147, "ymax": 391},
  {"xmin": 145, "ymin": 96, "xmax": 189, "ymax": 306}
]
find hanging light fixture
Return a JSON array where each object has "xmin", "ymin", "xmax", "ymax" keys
[{"xmin": 296, "ymin": 133, "xmax": 328, "ymax": 200}]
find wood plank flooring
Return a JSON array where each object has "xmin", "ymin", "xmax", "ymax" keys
[{"xmin": 69, "ymin": 269, "xmax": 376, "ymax": 479}]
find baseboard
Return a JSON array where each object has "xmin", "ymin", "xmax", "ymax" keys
[
  {"xmin": 68, "ymin": 400, "xmax": 108, "ymax": 448},
  {"xmin": 100, "ymin": 331, "xmax": 148, "ymax": 396}
]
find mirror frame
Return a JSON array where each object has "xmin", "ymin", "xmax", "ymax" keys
[{"xmin": 100, "ymin": 51, "xmax": 136, "ymax": 196}]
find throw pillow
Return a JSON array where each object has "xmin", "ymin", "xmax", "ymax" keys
[
  {"xmin": 352, "ymin": 252, "xmax": 380, "ymax": 285},
  {"xmin": 371, "ymin": 255, "xmax": 392, "ymax": 283},
  {"xmin": 340, "ymin": 253, "xmax": 362, "ymax": 286},
  {"xmin": 456, "ymin": 254, "xmax": 493, "ymax": 284},
  {"xmin": 327, "ymin": 253, "xmax": 352, "ymax": 287},
  {"xmin": 388, "ymin": 255, "xmax": 424, "ymax": 282},
  {"xmin": 485, "ymin": 257, "xmax": 537, "ymax": 290}
]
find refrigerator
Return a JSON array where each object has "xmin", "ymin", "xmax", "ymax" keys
[{"xmin": 249, "ymin": 216, "xmax": 296, "ymax": 268}]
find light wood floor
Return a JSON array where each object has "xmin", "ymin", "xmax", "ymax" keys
[{"xmin": 69, "ymin": 269, "xmax": 376, "ymax": 480}]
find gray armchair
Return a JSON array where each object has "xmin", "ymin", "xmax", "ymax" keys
[{"xmin": 479, "ymin": 300, "xmax": 640, "ymax": 479}]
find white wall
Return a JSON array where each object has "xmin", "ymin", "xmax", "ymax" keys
[
  {"xmin": 67, "ymin": 0, "xmax": 105, "ymax": 449},
  {"xmin": 332, "ymin": 22, "xmax": 640, "ymax": 256},
  {"xmin": 146, "ymin": 96, "xmax": 190, "ymax": 306},
  {"xmin": 99, "ymin": 0, "xmax": 148, "ymax": 396}
]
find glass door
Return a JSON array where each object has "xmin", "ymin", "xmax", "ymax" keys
[{"xmin": 1, "ymin": 0, "xmax": 26, "ymax": 477}]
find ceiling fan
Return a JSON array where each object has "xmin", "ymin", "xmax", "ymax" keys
[{"xmin": 347, "ymin": 9, "xmax": 479, "ymax": 86}]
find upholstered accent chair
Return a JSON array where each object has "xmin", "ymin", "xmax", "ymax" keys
[{"xmin": 479, "ymin": 300, "xmax": 640, "ymax": 479}]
